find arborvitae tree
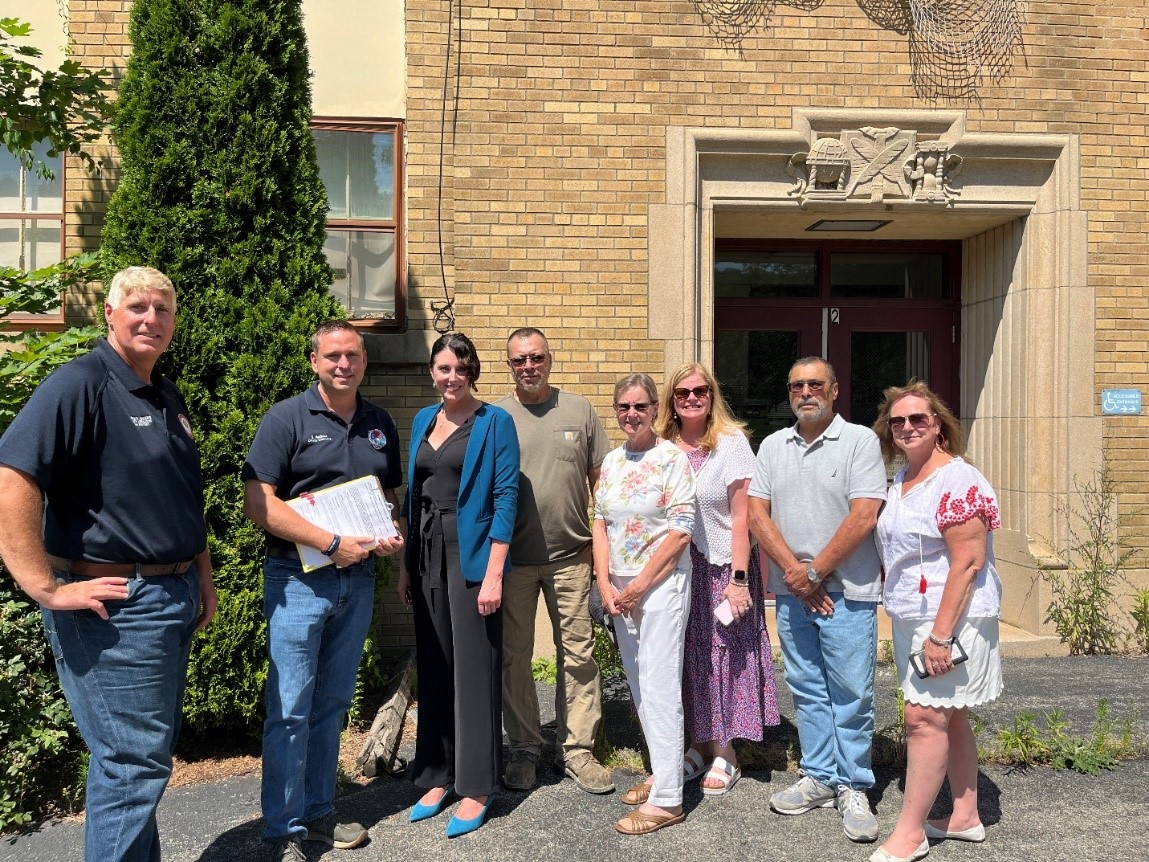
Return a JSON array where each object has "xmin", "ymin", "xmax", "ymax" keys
[{"xmin": 101, "ymin": 0, "xmax": 342, "ymax": 733}]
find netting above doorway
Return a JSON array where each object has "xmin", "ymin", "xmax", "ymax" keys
[
  {"xmin": 691, "ymin": 0, "xmax": 1026, "ymax": 102},
  {"xmin": 908, "ymin": 0, "xmax": 1025, "ymax": 101}
]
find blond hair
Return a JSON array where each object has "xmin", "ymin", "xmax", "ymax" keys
[
  {"xmin": 105, "ymin": 266, "xmax": 176, "ymax": 311},
  {"xmin": 654, "ymin": 362, "xmax": 748, "ymax": 452}
]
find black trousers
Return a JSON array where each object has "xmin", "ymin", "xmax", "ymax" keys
[{"xmin": 411, "ymin": 541, "xmax": 503, "ymax": 798}]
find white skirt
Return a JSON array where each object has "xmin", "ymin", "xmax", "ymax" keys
[{"xmin": 892, "ymin": 616, "xmax": 1004, "ymax": 709}]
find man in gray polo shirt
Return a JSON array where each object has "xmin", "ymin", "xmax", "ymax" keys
[
  {"xmin": 496, "ymin": 327, "xmax": 614, "ymax": 794},
  {"xmin": 747, "ymin": 357, "xmax": 886, "ymax": 844}
]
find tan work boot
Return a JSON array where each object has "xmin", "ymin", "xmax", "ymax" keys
[{"xmin": 564, "ymin": 751, "xmax": 616, "ymax": 794}]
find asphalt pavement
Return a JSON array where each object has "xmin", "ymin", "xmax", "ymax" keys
[{"xmin": 4, "ymin": 655, "xmax": 1147, "ymax": 862}]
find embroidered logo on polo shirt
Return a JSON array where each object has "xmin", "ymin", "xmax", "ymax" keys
[
  {"xmin": 178, "ymin": 414, "xmax": 194, "ymax": 440},
  {"xmin": 368, "ymin": 429, "xmax": 387, "ymax": 450},
  {"xmin": 307, "ymin": 434, "xmax": 333, "ymax": 444},
  {"xmin": 130, "ymin": 415, "xmax": 154, "ymax": 427}
]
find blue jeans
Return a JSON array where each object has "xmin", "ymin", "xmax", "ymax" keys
[
  {"xmin": 775, "ymin": 592, "xmax": 877, "ymax": 789},
  {"xmin": 41, "ymin": 566, "xmax": 202, "ymax": 862},
  {"xmin": 261, "ymin": 557, "xmax": 375, "ymax": 841}
]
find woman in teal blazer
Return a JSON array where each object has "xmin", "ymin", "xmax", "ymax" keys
[{"xmin": 398, "ymin": 332, "xmax": 519, "ymax": 838}]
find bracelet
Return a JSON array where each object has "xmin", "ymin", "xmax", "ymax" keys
[
  {"xmin": 728, "ymin": 580, "xmax": 749, "ymax": 589},
  {"xmin": 323, "ymin": 535, "xmax": 342, "ymax": 556},
  {"xmin": 927, "ymin": 632, "xmax": 955, "ymax": 648}
]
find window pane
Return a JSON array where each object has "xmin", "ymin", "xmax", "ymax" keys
[
  {"xmin": 0, "ymin": 220, "xmax": 63, "ymax": 270},
  {"xmin": 313, "ymin": 129, "xmax": 394, "ymax": 222},
  {"xmin": 324, "ymin": 229, "xmax": 396, "ymax": 318},
  {"xmin": 716, "ymin": 329, "xmax": 801, "ymax": 447},
  {"xmin": 850, "ymin": 330, "xmax": 930, "ymax": 430},
  {"xmin": 0, "ymin": 144, "xmax": 63, "ymax": 213},
  {"xmin": 715, "ymin": 251, "xmax": 817, "ymax": 298},
  {"xmin": 349, "ymin": 132, "xmax": 393, "ymax": 220},
  {"xmin": 831, "ymin": 253, "xmax": 947, "ymax": 299},
  {"xmin": 314, "ymin": 130, "xmax": 348, "ymax": 219}
]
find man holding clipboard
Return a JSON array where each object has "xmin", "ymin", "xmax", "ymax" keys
[{"xmin": 243, "ymin": 321, "xmax": 404, "ymax": 861}]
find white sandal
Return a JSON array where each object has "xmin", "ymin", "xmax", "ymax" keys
[
  {"xmin": 701, "ymin": 756, "xmax": 741, "ymax": 796},
  {"xmin": 683, "ymin": 747, "xmax": 707, "ymax": 781}
]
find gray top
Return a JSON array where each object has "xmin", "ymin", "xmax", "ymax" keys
[
  {"xmin": 496, "ymin": 388, "xmax": 609, "ymax": 564},
  {"xmin": 748, "ymin": 413, "xmax": 887, "ymax": 601}
]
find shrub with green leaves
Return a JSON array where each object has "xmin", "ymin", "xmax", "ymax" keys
[
  {"xmin": 100, "ymin": 0, "xmax": 342, "ymax": 734},
  {"xmin": 0, "ymin": 257, "xmax": 101, "ymax": 833}
]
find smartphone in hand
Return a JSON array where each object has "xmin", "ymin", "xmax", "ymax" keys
[
  {"xmin": 909, "ymin": 638, "xmax": 969, "ymax": 679},
  {"xmin": 713, "ymin": 598, "xmax": 734, "ymax": 626}
]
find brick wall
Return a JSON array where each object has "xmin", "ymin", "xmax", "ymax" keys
[{"xmin": 62, "ymin": 1, "xmax": 1149, "ymax": 622}]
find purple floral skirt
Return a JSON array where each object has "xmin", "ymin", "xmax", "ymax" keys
[{"xmin": 682, "ymin": 544, "xmax": 780, "ymax": 746}]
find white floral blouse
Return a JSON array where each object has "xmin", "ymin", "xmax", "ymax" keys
[{"xmin": 593, "ymin": 439, "xmax": 697, "ymax": 577}]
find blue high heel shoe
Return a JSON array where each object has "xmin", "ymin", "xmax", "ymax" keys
[
  {"xmin": 409, "ymin": 785, "xmax": 454, "ymax": 823},
  {"xmin": 445, "ymin": 795, "xmax": 494, "ymax": 838}
]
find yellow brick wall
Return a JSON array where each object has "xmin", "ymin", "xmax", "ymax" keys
[{"xmin": 61, "ymin": 1, "xmax": 1149, "ymax": 634}]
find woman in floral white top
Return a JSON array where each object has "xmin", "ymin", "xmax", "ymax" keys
[
  {"xmin": 593, "ymin": 373, "xmax": 696, "ymax": 836},
  {"xmin": 869, "ymin": 382, "xmax": 1003, "ymax": 862}
]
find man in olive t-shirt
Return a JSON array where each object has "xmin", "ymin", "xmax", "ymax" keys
[{"xmin": 496, "ymin": 328, "xmax": 614, "ymax": 794}]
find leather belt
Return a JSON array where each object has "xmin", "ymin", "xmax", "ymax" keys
[
  {"xmin": 47, "ymin": 555, "xmax": 194, "ymax": 577},
  {"xmin": 267, "ymin": 544, "xmax": 298, "ymax": 560}
]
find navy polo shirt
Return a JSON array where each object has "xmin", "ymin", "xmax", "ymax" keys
[
  {"xmin": 0, "ymin": 338, "xmax": 207, "ymax": 563},
  {"xmin": 242, "ymin": 384, "xmax": 402, "ymax": 540}
]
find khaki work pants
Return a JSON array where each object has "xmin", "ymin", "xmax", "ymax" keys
[{"xmin": 501, "ymin": 549, "xmax": 604, "ymax": 761}]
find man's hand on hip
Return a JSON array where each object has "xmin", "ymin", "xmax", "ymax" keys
[{"xmin": 40, "ymin": 576, "xmax": 130, "ymax": 621}]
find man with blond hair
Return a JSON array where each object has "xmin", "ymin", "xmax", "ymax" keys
[{"xmin": 0, "ymin": 266, "xmax": 216, "ymax": 862}]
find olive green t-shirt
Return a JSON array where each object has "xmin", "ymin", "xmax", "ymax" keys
[{"xmin": 496, "ymin": 388, "xmax": 609, "ymax": 564}]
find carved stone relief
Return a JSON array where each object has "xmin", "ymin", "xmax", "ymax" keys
[{"xmin": 788, "ymin": 126, "xmax": 963, "ymax": 206}]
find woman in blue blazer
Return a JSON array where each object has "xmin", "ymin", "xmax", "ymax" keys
[{"xmin": 398, "ymin": 332, "xmax": 519, "ymax": 837}]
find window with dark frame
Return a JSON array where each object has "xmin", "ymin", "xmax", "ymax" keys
[
  {"xmin": 1, "ymin": 144, "xmax": 65, "ymax": 326},
  {"xmin": 312, "ymin": 119, "xmax": 405, "ymax": 329}
]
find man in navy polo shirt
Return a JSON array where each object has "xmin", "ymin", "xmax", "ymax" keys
[
  {"xmin": 243, "ymin": 320, "xmax": 404, "ymax": 862},
  {"xmin": 0, "ymin": 266, "xmax": 216, "ymax": 862}
]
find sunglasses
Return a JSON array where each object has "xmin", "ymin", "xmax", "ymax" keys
[
  {"xmin": 509, "ymin": 353, "xmax": 548, "ymax": 367},
  {"xmin": 788, "ymin": 379, "xmax": 827, "ymax": 394},
  {"xmin": 615, "ymin": 402, "xmax": 652, "ymax": 414},
  {"xmin": 673, "ymin": 385, "xmax": 711, "ymax": 401},
  {"xmin": 889, "ymin": 412, "xmax": 935, "ymax": 430}
]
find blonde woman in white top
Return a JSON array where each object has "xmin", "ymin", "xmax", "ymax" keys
[
  {"xmin": 869, "ymin": 382, "xmax": 1003, "ymax": 862},
  {"xmin": 654, "ymin": 363, "xmax": 779, "ymax": 797}
]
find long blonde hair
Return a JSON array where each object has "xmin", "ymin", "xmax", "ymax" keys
[{"xmin": 655, "ymin": 362, "xmax": 747, "ymax": 452}]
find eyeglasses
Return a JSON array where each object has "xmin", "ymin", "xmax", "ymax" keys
[
  {"xmin": 673, "ymin": 385, "xmax": 711, "ymax": 401},
  {"xmin": 888, "ymin": 412, "xmax": 935, "ymax": 430},
  {"xmin": 509, "ymin": 353, "xmax": 548, "ymax": 367},
  {"xmin": 788, "ymin": 379, "xmax": 827, "ymax": 394},
  {"xmin": 615, "ymin": 402, "xmax": 651, "ymax": 414}
]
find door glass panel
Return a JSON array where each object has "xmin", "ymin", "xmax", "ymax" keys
[
  {"xmin": 715, "ymin": 251, "xmax": 817, "ymax": 298},
  {"xmin": 717, "ymin": 330, "xmax": 800, "ymax": 446},
  {"xmin": 831, "ymin": 253, "xmax": 947, "ymax": 299},
  {"xmin": 850, "ymin": 331, "xmax": 930, "ymax": 430}
]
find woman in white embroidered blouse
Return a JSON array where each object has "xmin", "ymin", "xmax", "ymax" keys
[
  {"xmin": 593, "ymin": 373, "xmax": 696, "ymax": 836},
  {"xmin": 868, "ymin": 382, "xmax": 1003, "ymax": 862}
]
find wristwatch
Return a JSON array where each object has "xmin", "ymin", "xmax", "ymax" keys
[
  {"xmin": 731, "ymin": 569, "xmax": 749, "ymax": 586},
  {"xmin": 805, "ymin": 563, "xmax": 819, "ymax": 584}
]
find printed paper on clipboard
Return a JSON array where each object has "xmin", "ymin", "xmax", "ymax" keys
[{"xmin": 286, "ymin": 475, "xmax": 398, "ymax": 572}]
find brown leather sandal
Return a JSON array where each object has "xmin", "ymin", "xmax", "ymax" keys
[
  {"xmin": 615, "ymin": 808, "xmax": 685, "ymax": 835},
  {"xmin": 620, "ymin": 781, "xmax": 651, "ymax": 805}
]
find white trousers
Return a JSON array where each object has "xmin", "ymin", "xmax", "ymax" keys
[{"xmin": 612, "ymin": 564, "xmax": 690, "ymax": 807}]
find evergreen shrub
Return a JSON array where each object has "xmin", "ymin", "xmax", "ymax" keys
[{"xmin": 101, "ymin": 0, "xmax": 342, "ymax": 733}]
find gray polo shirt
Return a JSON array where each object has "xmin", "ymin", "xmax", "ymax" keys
[{"xmin": 748, "ymin": 413, "xmax": 886, "ymax": 601}]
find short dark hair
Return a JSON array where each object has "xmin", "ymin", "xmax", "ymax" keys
[
  {"xmin": 430, "ymin": 331, "xmax": 482, "ymax": 390},
  {"xmin": 311, "ymin": 320, "xmax": 364, "ymax": 355},
  {"xmin": 506, "ymin": 327, "xmax": 549, "ymax": 355},
  {"xmin": 790, "ymin": 356, "xmax": 837, "ymax": 385}
]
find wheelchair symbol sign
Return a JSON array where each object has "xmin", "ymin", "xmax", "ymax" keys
[{"xmin": 1101, "ymin": 389, "xmax": 1141, "ymax": 415}]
